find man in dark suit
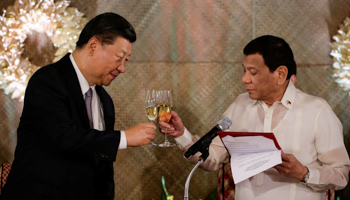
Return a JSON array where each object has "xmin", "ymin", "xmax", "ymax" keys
[{"xmin": 1, "ymin": 12, "xmax": 156, "ymax": 200}]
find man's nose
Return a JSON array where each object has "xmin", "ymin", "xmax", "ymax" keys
[
  {"xmin": 242, "ymin": 72, "xmax": 250, "ymax": 83},
  {"xmin": 117, "ymin": 60, "xmax": 126, "ymax": 73}
]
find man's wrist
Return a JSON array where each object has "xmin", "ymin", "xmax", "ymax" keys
[
  {"xmin": 301, "ymin": 166, "xmax": 310, "ymax": 183},
  {"xmin": 174, "ymin": 127, "xmax": 192, "ymax": 149}
]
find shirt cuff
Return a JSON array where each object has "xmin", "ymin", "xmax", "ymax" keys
[
  {"xmin": 306, "ymin": 166, "xmax": 319, "ymax": 185},
  {"xmin": 174, "ymin": 127, "xmax": 193, "ymax": 150},
  {"xmin": 118, "ymin": 130, "xmax": 127, "ymax": 150}
]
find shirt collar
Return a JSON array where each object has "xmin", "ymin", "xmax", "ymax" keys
[
  {"xmin": 252, "ymin": 79, "xmax": 296, "ymax": 110},
  {"xmin": 69, "ymin": 54, "xmax": 95, "ymax": 95},
  {"xmin": 280, "ymin": 79, "xmax": 295, "ymax": 110}
]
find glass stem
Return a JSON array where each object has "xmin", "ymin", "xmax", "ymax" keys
[{"xmin": 164, "ymin": 133, "xmax": 169, "ymax": 143}]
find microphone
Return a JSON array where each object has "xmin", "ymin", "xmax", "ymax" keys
[{"xmin": 184, "ymin": 117, "xmax": 232, "ymax": 159}]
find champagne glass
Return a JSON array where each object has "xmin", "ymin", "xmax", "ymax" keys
[
  {"xmin": 145, "ymin": 89, "xmax": 158, "ymax": 146},
  {"xmin": 158, "ymin": 90, "xmax": 176, "ymax": 147}
]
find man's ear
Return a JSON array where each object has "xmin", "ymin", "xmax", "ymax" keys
[
  {"xmin": 290, "ymin": 74, "xmax": 296, "ymax": 84},
  {"xmin": 276, "ymin": 65, "xmax": 288, "ymax": 85},
  {"xmin": 87, "ymin": 37, "xmax": 100, "ymax": 55}
]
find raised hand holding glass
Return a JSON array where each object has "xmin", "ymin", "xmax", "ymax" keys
[{"xmin": 158, "ymin": 90, "xmax": 176, "ymax": 147}]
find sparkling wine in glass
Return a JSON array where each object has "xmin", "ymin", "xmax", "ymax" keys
[
  {"xmin": 158, "ymin": 90, "xmax": 176, "ymax": 147},
  {"xmin": 145, "ymin": 89, "xmax": 158, "ymax": 146}
]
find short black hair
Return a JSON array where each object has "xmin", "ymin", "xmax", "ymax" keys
[
  {"xmin": 243, "ymin": 35, "xmax": 296, "ymax": 80},
  {"xmin": 76, "ymin": 12, "xmax": 136, "ymax": 48}
]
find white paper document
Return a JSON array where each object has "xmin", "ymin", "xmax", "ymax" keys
[{"xmin": 219, "ymin": 132, "xmax": 282, "ymax": 184}]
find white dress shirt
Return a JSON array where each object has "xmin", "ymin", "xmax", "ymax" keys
[
  {"xmin": 175, "ymin": 80, "xmax": 350, "ymax": 200},
  {"xmin": 69, "ymin": 54, "xmax": 127, "ymax": 150}
]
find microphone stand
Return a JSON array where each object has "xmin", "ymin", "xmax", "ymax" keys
[
  {"xmin": 184, "ymin": 158, "xmax": 203, "ymax": 200},
  {"xmin": 184, "ymin": 136, "xmax": 212, "ymax": 200}
]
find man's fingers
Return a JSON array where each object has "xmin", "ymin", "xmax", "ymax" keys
[
  {"xmin": 281, "ymin": 152, "xmax": 289, "ymax": 161},
  {"xmin": 158, "ymin": 121, "xmax": 170, "ymax": 128},
  {"xmin": 148, "ymin": 132, "xmax": 155, "ymax": 140}
]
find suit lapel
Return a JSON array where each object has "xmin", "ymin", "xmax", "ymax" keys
[
  {"xmin": 95, "ymin": 86, "xmax": 115, "ymax": 131},
  {"xmin": 58, "ymin": 54, "xmax": 90, "ymax": 128},
  {"xmin": 57, "ymin": 54, "xmax": 115, "ymax": 130}
]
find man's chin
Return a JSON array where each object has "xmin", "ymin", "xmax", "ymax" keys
[
  {"xmin": 103, "ymin": 82, "xmax": 112, "ymax": 86},
  {"xmin": 101, "ymin": 80, "xmax": 113, "ymax": 86},
  {"xmin": 248, "ymin": 93, "xmax": 258, "ymax": 100}
]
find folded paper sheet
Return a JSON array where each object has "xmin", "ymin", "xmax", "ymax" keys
[{"xmin": 218, "ymin": 131, "xmax": 282, "ymax": 184}]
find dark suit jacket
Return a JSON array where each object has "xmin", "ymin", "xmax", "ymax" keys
[{"xmin": 1, "ymin": 54, "xmax": 120, "ymax": 200}]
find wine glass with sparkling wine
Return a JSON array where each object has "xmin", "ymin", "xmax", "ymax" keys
[
  {"xmin": 158, "ymin": 90, "xmax": 176, "ymax": 147},
  {"xmin": 145, "ymin": 89, "xmax": 158, "ymax": 146}
]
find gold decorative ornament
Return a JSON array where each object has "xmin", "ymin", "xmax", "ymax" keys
[
  {"xmin": 331, "ymin": 17, "xmax": 350, "ymax": 94},
  {"xmin": 0, "ymin": 0, "xmax": 87, "ymax": 101}
]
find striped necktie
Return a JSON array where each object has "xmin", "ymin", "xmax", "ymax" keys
[{"xmin": 217, "ymin": 158, "xmax": 235, "ymax": 200}]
